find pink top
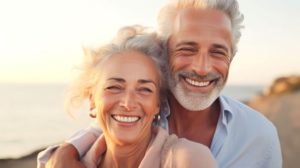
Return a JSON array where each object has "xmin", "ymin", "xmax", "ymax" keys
[{"xmin": 82, "ymin": 127, "xmax": 218, "ymax": 168}]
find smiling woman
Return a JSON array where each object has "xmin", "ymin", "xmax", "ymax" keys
[
  {"xmin": 37, "ymin": 25, "xmax": 217, "ymax": 168},
  {"xmin": 95, "ymin": 50, "xmax": 161, "ymax": 146}
]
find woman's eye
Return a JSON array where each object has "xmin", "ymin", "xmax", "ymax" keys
[
  {"xmin": 138, "ymin": 87, "xmax": 153, "ymax": 94},
  {"xmin": 105, "ymin": 86, "xmax": 122, "ymax": 93}
]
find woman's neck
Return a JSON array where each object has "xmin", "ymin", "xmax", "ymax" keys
[{"xmin": 99, "ymin": 131, "xmax": 153, "ymax": 168}]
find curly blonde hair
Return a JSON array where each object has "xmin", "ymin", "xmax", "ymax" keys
[{"xmin": 65, "ymin": 25, "xmax": 167, "ymax": 115}]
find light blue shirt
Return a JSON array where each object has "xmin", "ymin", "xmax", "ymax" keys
[
  {"xmin": 158, "ymin": 95, "xmax": 282, "ymax": 168},
  {"xmin": 211, "ymin": 96, "xmax": 282, "ymax": 168},
  {"xmin": 38, "ymin": 95, "xmax": 282, "ymax": 168}
]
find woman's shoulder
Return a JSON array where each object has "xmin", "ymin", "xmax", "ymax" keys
[
  {"xmin": 173, "ymin": 138, "xmax": 210, "ymax": 154},
  {"xmin": 162, "ymin": 135, "xmax": 218, "ymax": 168}
]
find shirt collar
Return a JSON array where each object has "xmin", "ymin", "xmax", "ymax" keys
[
  {"xmin": 161, "ymin": 96, "xmax": 235, "ymax": 122},
  {"xmin": 160, "ymin": 95, "xmax": 235, "ymax": 131},
  {"xmin": 219, "ymin": 95, "xmax": 234, "ymax": 127}
]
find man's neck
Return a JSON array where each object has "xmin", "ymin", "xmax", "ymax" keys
[{"xmin": 168, "ymin": 94, "xmax": 220, "ymax": 147}]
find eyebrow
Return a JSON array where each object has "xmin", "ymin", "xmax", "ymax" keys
[
  {"xmin": 175, "ymin": 41, "xmax": 198, "ymax": 48},
  {"xmin": 175, "ymin": 41, "xmax": 229, "ymax": 53},
  {"xmin": 107, "ymin": 78, "xmax": 158, "ymax": 87},
  {"xmin": 138, "ymin": 79, "xmax": 158, "ymax": 88},
  {"xmin": 107, "ymin": 77, "xmax": 125, "ymax": 82}
]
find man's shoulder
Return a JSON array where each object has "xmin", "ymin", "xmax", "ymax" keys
[
  {"xmin": 218, "ymin": 96, "xmax": 282, "ymax": 167},
  {"xmin": 221, "ymin": 95, "xmax": 269, "ymax": 121},
  {"xmin": 220, "ymin": 95, "xmax": 277, "ymax": 136}
]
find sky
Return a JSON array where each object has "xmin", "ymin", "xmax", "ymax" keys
[{"xmin": 0, "ymin": 0, "xmax": 299, "ymax": 85}]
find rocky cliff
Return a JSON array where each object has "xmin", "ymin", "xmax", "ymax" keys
[{"xmin": 247, "ymin": 75, "xmax": 300, "ymax": 168}]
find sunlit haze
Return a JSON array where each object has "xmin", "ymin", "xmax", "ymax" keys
[{"xmin": 1, "ymin": 0, "xmax": 299, "ymax": 85}]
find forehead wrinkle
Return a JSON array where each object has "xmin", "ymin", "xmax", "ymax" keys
[
  {"xmin": 178, "ymin": 8, "xmax": 232, "ymax": 30},
  {"xmin": 172, "ymin": 9, "xmax": 233, "ymax": 55},
  {"xmin": 174, "ymin": 8, "xmax": 232, "ymax": 39}
]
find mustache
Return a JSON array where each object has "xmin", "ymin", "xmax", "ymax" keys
[{"xmin": 176, "ymin": 71, "xmax": 221, "ymax": 81}]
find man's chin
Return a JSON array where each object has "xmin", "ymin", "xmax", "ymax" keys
[{"xmin": 171, "ymin": 85, "xmax": 221, "ymax": 111}]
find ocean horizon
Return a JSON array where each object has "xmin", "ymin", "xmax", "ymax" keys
[{"xmin": 0, "ymin": 83, "xmax": 263, "ymax": 159}]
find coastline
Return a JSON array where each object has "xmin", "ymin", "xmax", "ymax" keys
[
  {"xmin": 0, "ymin": 148, "xmax": 43, "ymax": 168},
  {"xmin": 1, "ymin": 78, "xmax": 299, "ymax": 168}
]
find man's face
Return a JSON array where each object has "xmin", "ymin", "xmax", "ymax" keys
[{"xmin": 168, "ymin": 8, "xmax": 233, "ymax": 111}]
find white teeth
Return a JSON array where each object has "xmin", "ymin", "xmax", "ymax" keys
[
  {"xmin": 113, "ymin": 115, "xmax": 139, "ymax": 123},
  {"xmin": 185, "ymin": 78, "xmax": 210, "ymax": 87}
]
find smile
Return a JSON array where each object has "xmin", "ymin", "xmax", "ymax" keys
[
  {"xmin": 112, "ymin": 115, "xmax": 140, "ymax": 123},
  {"xmin": 184, "ymin": 77, "xmax": 212, "ymax": 87}
]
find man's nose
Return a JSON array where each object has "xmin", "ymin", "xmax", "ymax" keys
[
  {"xmin": 191, "ymin": 52, "xmax": 212, "ymax": 76},
  {"xmin": 119, "ymin": 90, "xmax": 137, "ymax": 111}
]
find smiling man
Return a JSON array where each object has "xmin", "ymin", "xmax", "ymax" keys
[
  {"xmin": 38, "ymin": 0, "xmax": 282, "ymax": 168},
  {"xmin": 166, "ymin": 7, "xmax": 234, "ymax": 147}
]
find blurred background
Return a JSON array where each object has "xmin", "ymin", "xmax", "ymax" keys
[{"xmin": 0, "ymin": 0, "xmax": 299, "ymax": 167}]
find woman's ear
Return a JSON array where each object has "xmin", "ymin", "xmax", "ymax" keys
[
  {"xmin": 155, "ymin": 104, "xmax": 160, "ymax": 115},
  {"xmin": 89, "ymin": 94, "xmax": 96, "ymax": 118},
  {"xmin": 89, "ymin": 94, "xmax": 95, "ymax": 109}
]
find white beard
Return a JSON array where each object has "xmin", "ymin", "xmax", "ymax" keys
[
  {"xmin": 168, "ymin": 71, "xmax": 226, "ymax": 111},
  {"xmin": 170, "ymin": 82, "xmax": 222, "ymax": 111}
]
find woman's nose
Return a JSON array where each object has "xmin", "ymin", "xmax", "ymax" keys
[{"xmin": 119, "ymin": 90, "xmax": 137, "ymax": 111}]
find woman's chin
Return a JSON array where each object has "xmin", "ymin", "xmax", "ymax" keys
[
  {"xmin": 108, "ymin": 132, "xmax": 149, "ymax": 147},
  {"xmin": 112, "ymin": 137, "xmax": 138, "ymax": 146}
]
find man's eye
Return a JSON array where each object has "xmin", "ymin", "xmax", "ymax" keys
[
  {"xmin": 178, "ymin": 48, "xmax": 196, "ymax": 52},
  {"xmin": 175, "ymin": 47, "xmax": 196, "ymax": 57},
  {"xmin": 211, "ymin": 50, "xmax": 227, "ymax": 57},
  {"xmin": 213, "ymin": 51, "xmax": 225, "ymax": 55}
]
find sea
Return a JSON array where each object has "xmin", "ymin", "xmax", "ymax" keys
[{"xmin": 0, "ymin": 83, "xmax": 263, "ymax": 159}]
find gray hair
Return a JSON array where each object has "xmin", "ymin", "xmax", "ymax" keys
[
  {"xmin": 65, "ymin": 25, "xmax": 167, "ymax": 114},
  {"xmin": 157, "ymin": 0, "xmax": 244, "ymax": 56}
]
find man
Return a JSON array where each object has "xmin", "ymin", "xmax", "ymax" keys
[{"xmin": 39, "ymin": 0, "xmax": 282, "ymax": 167}]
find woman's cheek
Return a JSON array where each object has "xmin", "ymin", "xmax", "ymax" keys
[
  {"xmin": 96, "ymin": 95, "xmax": 117, "ymax": 128},
  {"xmin": 143, "ymin": 95, "xmax": 159, "ymax": 116}
]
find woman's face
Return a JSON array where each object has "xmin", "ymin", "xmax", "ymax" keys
[{"xmin": 94, "ymin": 50, "xmax": 160, "ymax": 145}]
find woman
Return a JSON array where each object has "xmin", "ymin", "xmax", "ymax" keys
[{"xmin": 49, "ymin": 26, "xmax": 217, "ymax": 168}]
